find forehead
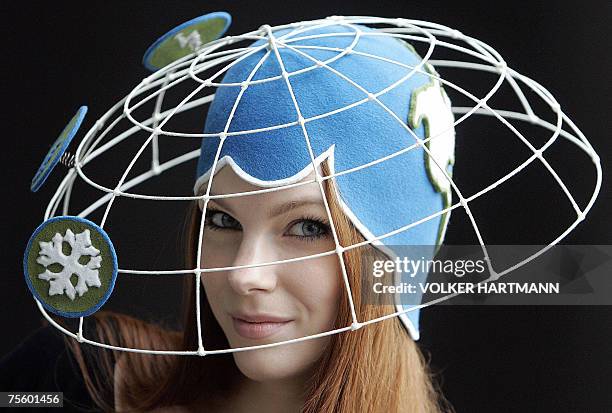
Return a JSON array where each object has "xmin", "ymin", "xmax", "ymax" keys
[{"xmin": 209, "ymin": 164, "xmax": 323, "ymax": 203}]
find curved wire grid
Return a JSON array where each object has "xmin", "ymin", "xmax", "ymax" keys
[{"xmin": 36, "ymin": 16, "xmax": 601, "ymax": 355}]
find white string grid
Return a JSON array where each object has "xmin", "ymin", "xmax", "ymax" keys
[{"xmin": 36, "ymin": 16, "xmax": 601, "ymax": 355}]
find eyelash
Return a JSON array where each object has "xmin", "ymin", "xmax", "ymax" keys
[
  {"xmin": 203, "ymin": 208, "xmax": 331, "ymax": 242},
  {"xmin": 288, "ymin": 215, "xmax": 332, "ymax": 242},
  {"xmin": 203, "ymin": 208, "xmax": 241, "ymax": 232}
]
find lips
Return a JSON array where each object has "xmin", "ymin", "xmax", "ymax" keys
[{"xmin": 230, "ymin": 313, "xmax": 293, "ymax": 339}]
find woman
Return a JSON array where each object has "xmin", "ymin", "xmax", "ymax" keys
[{"xmin": 66, "ymin": 158, "xmax": 448, "ymax": 412}]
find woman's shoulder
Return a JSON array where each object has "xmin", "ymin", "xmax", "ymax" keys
[{"xmin": 0, "ymin": 324, "xmax": 96, "ymax": 411}]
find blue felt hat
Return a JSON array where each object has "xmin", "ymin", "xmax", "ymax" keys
[{"xmin": 194, "ymin": 22, "xmax": 456, "ymax": 340}]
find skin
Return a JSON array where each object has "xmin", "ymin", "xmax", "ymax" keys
[{"xmin": 199, "ymin": 164, "xmax": 343, "ymax": 412}]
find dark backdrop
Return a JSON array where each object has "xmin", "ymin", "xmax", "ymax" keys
[{"xmin": 2, "ymin": 1, "xmax": 611, "ymax": 412}]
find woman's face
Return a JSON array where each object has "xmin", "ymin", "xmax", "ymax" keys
[{"xmin": 200, "ymin": 165, "xmax": 342, "ymax": 382}]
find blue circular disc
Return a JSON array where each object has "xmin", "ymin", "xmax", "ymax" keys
[
  {"xmin": 142, "ymin": 11, "xmax": 232, "ymax": 71},
  {"xmin": 31, "ymin": 106, "xmax": 87, "ymax": 192},
  {"xmin": 23, "ymin": 216, "xmax": 118, "ymax": 318}
]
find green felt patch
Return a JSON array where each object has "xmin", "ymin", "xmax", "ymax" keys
[
  {"xmin": 144, "ymin": 13, "xmax": 231, "ymax": 71},
  {"xmin": 24, "ymin": 216, "xmax": 117, "ymax": 317}
]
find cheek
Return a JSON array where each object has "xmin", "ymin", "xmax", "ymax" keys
[
  {"xmin": 290, "ymin": 255, "xmax": 342, "ymax": 332},
  {"xmin": 200, "ymin": 239, "xmax": 233, "ymax": 314},
  {"xmin": 201, "ymin": 271, "xmax": 225, "ymax": 327},
  {"xmin": 202, "ymin": 271, "xmax": 224, "ymax": 298}
]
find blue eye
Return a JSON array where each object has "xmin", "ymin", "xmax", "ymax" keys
[
  {"xmin": 287, "ymin": 219, "xmax": 330, "ymax": 239},
  {"xmin": 205, "ymin": 209, "xmax": 241, "ymax": 231}
]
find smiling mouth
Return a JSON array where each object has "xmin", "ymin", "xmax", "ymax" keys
[{"xmin": 231, "ymin": 317, "xmax": 293, "ymax": 339}]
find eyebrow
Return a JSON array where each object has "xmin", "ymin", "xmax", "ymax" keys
[{"xmin": 208, "ymin": 196, "xmax": 325, "ymax": 219}]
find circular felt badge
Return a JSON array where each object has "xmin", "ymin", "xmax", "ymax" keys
[
  {"xmin": 23, "ymin": 216, "xmax": 118, "ymax": 318},
  {"xmin": 142, "ymin": 11, "xmax": 232, "ymax": 71},
  {"xmin": 31, "ymin": 106, "xmax": 87, "ymax": 192}
]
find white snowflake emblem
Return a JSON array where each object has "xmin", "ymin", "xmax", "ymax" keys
[
  {"xmin": 36, "ymin": 228, "xmax": 103, "ymax": 300},
  {"xmin": 174, "ymin": 30, "xmax": 203, "ymax": 52}
]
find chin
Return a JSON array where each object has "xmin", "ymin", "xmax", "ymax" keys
[{"xmin": 231, "ymin": 338, "xmax": 328, "ymax": 382}]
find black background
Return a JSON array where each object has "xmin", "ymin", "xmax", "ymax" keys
[{"xmin": 2, "ymin": 1, "xmax": 611, "ymax": 412}]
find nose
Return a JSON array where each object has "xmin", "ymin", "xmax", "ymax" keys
[{"xmin": 226, "ymin": 233, "xmax": 279, "ymax": 295}]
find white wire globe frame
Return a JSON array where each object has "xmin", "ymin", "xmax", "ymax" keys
[{"xmin": 36, "ymin": 15, "xmax": 602, "ymax": 356}]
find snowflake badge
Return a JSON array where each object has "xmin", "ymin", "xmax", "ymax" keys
[
  {"xmin": 142, "ymin": 11, "xmax": 231, "ymax": 71},
  {"xmin": 24, "ymin": 216, "xmax": 118, "ymax": 318},
  {"xmin": 37, "ymin": 228, "xmax": 102, "ymax": 300}
]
